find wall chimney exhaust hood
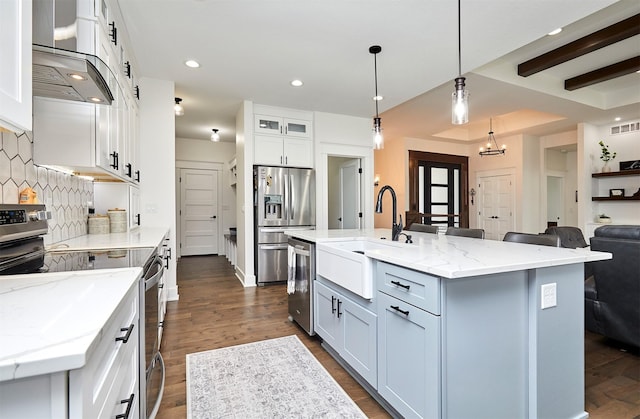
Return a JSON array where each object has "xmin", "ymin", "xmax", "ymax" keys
[{"xmin": 32, "ymin": 44, "xmax": 115, "ymax": 105}]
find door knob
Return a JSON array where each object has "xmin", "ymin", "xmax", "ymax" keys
[
  {"xmin": 211, "ymin": 215, "xmax": 217, "ymax": 219},
  {"xmin": 338, "ymin": 217, "xmax": 342, "ymax": 222}
]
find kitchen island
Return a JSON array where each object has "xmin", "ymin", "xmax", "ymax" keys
[{"xmin": 287, "ymin": 229, "xmax": 611, "ymax": 419}]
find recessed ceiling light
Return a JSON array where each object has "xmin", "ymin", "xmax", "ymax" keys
[
  {"xmin": 615, "ymin": 117, "xmax": 621, "ymax": 121},
  {"xmin": 548, "ymin": 28, "xmax": 562, "ymax": 36},
  {"xmin": 290, "ymin": 79, "xmax": 303, "ymax": 87},
  {"xmin": 185, "ymin": 60, "xmax": 200, "ymax": 68},
  {"xmin": 89, "ymin": 97, "xmax": 102, "ymax": 103},
  {"xmin": 68, "ymin": 73, "xmax": 86, "ymax": 81}
]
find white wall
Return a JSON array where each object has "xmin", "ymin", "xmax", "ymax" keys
[
  {"xmin": 139, "ymin": 77, "xmax": 178, "ymax": 300},
  {"xmin": 315, "ymin": 111, "xmax": 373, "ymax": 230},
  {"xmin": 236, "ymin": 101, "xmax": 254, "ymax": 286},
  {"xmin": 469, "ymin": 133, "xmax": 524, "ymax": 231},
  {"xmin": 522, "ymin": 134, "xmax": 541, "ymax": 232},
  {"xmin": 580, "ymin": 120, "xmax": 640, "ymax": 237}
]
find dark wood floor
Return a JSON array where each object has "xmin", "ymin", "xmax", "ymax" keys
[{"xmin": 156, "ymin": 255, "xmax": 640, "ymax": 419}]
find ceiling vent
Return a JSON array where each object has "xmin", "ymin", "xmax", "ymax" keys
[{"xmin": 610, "ymin": 121, "xmax": 640, "ymax": 135}]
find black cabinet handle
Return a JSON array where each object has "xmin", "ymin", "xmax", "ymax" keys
[
  {"xmin": 331, "ymin": 296, "xmax": 336, "ymax": 314},
  {"xmin": 337, "ymin": 300, "xmax": 343, "ymax": 318},
  {"xmin": 115, "ymin": 323, "xmax": 135, "ymax": 343},
  {"xmin": 125, "ymin": 163, "xmax": 132, "ymax": 178},
  {"xmin": 109, "ymin": 21, "xmax": 118, "ymax": 45},
  {"xmin": 110, "ymin": 151, "xmax": 119, "ymax": 170},
  {"xmin": 136, "ymin": 213, "xmax": 141, "ymax": 226},
  {"xmin": 390, "ymin": 305, "xmax": 410, "ymax": 316},
  {"xmin": 124, "ymin": 61, "xmax": 131, "ymax": 78},
  {"xmin": 159, "ymin": 321, "xmax": 164, "ymax": 328},
  {"xmin": 134, "ymin": 85, "xmax": 140, "ymax": 100},
  {"xmin": 116, "ymin": 393, "xmax": 134, "ymax": 419},
  {"xmin": 135, "ymin": 170, "xmax": 140, "ymax": 182},
  {"xmin": 391, "ymin": 280, "xmax": 410, "ymax": 290}
]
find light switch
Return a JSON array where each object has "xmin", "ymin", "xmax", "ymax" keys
[{"xmin": 541, "ymin": 283, "xmax": 557, "ymax": 309}]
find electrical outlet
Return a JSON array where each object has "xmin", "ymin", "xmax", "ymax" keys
[{"xmin": 541, "ymin": 283, "xmax": 557, "ymax": 309}]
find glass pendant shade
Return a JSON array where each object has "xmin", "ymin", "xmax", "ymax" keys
[
  {"xmin": 174, "ymin": 97, "xmax": 184, "ymax": 116},
  {"xmin": 211, "ymin": 129, "xmax": 220, "ymax": 142},
  {"xmin": 373, "ymin": 117, "xmax": 384, "ymax": 149},
  {"xmin": 451, "ymin": 77, "xmax": 469, "ymax": 125}
]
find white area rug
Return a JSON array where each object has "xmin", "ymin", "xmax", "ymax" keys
[{"xmin": 186, "ymin": 335, "xmax": 367, "ymax": 419}]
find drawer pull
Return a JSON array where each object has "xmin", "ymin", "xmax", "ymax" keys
[
  {"xmin": 390, "ymin": 305, "xmax": 410, "ymax": 316},
  {"xmin": 391, "ymin": 280, "xmax": 410, "ymax": 290},
  {"xmin": 331, "ymin": 296, "xmax": 336, "ymax": 314},
  {"xmin": 116, "ymin": 393, "xmax": 135, "ymax": 419},
  {"xmin": 115, "ymin": 323, "xmax": 135, "ymax": 344},
  {"xmin": 337, "ymin": 299, "xmax": 343, "ymax": 318}
]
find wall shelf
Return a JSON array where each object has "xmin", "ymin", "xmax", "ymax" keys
[
  {"xmin": 592, "ymin": 169, "xmax": 640, "ymax": 178},
  {"xmin": 592, "ymin": 195, "xmax": 640, "ymax": 201}
]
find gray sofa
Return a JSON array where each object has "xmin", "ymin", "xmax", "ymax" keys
[{"xmin": 585, "ymin": 225, "xmax": 640, "ymax": 348}]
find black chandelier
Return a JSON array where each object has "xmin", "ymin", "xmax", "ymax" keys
[{"xmin": 479, "ymin": 118, "xmax": 506, "ymax": 156}]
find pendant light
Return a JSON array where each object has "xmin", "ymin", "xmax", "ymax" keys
[
  {"xmin": 174, "ymin": 97, "xmax": 184, "ymax": 116},
  {"xmin": 211, "ymin": 128, "xmax": 220, "ymax": 142},
  {"xmin": 451, "ymin": 0, "xmax": 469, "ymax": 125},
  {"xmin": 479, "ymin": 118, "xmax": 506, "ymax": 156},
  {"xmin": 370, "ymin": 45, "xmax": 384, "ymax": 150}
]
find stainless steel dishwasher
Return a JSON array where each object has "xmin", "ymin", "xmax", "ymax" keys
[{"xmin": 287, "ymin": 237, "xmax": 315, "ymax": 335}]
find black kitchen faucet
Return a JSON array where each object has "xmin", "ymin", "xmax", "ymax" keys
[{"xmin": 375, "ymin": 185, "xmax": 403, "ymax": 241}]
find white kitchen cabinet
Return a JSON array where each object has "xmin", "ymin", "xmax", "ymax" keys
[
  {"xmin": 33, "ymin": 97, "xmax": 124, "ymax": 180},
  {"xmin": 254, "ymin": 135, "xmax": 313, "ymax": 168},
  {"xmin": 253, "ymin": 107, "xmax": 314, "ymax": 168},
  {"xmin": 0, "ymin": 0, "xmax": 32, "ymax": 132},
  {"xmin": 158, "ymin": 235, "xmax": 172, "ymax": 350},
  {"xmin": 254, "ymin": 114, "xmax": 312, "ymax": 138},
  {"xmin": 69, "ymin": 281, "xmax": 139, "ymax": 419},
  {"xmin": 0, "ymin": 280, "xmax": 140, "ymax": 419},
  {"xmin": 314, "ymin": 279, "xmax": 377, "ymax": 387}
]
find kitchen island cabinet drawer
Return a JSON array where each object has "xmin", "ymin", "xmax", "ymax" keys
[{"xmin": 377, "ymin": 262, "xmax": 440, "ymax": 315}]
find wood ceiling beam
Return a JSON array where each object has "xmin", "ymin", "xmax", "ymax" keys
[
  {"xmin": 564, "ymin": 56, "xmax": 640, "ymax": 91},
  {"xmin": 518, "ymin": 14, "xmax": 640, "ymax": 77}
]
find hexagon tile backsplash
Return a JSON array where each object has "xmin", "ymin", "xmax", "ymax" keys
[{"xmin": 1, "ymin": 130, "xmax": 93, "ymax": 245}]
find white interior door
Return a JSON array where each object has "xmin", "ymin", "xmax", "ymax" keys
[
  {"xmin": 547, "ymin": 175, "xmax": 564, "ymax": 227},
  {"xmin": 339, "ymin": 159, "xmax": 361, "ymax": 229},
  {"xmin": 478, "ymin": 174, "xmax": 514, "ymax": 240},
  {"xmin": 180, "ymin": 168, "xmax": 219, "ymax": 256}
]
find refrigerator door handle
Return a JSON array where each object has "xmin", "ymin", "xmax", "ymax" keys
[{"xmin": 290, "ymin": 174, "xmax": 295, "ymax": 220}]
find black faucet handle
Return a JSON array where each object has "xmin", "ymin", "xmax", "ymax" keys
[{"xmin": 398, "ymin": 214, "xmax": 403, "ymax": 231}]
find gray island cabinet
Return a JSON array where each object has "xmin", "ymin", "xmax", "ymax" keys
[{"xmin": 287, "ymin": 228, "xmax": 611, "ymax": 419}]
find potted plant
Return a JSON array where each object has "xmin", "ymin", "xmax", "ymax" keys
[
  {"xmin": 598, "ymin": 140, "xmax": 617, "ymax": 172},
  {"xmin": 597, "ymin": 213, "xmax": 612, "ymax": 223}
]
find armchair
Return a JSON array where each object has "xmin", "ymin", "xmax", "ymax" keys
[{"xmin": 585, "ymin": 225, "xmax": 640, "ymax": 348}]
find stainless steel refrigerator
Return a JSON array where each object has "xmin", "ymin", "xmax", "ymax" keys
[{"xmin": 254, "ymin": 166, "xmax": 315, "ymax": 285}]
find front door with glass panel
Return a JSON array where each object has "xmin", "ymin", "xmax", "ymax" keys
[{"xmin": 417, "ymin": 162, "xmax": 461, "ymax": 229}]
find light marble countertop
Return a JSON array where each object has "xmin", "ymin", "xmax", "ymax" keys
[
  {"xmin": 46, "ymin": 227, "xmax": 168, "ymax": 251},
  {"xmin": 0, "ymin": 268, "xmax": 142, "ymax": 382},
  {"xmin": 287, "ymin": 229, "xmax": 612, "ymax": 279}
]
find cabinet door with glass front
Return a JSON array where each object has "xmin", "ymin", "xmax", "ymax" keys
[{"xmin": 255, "ymin": 114, "xmax": 311, "ymax": 138}]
